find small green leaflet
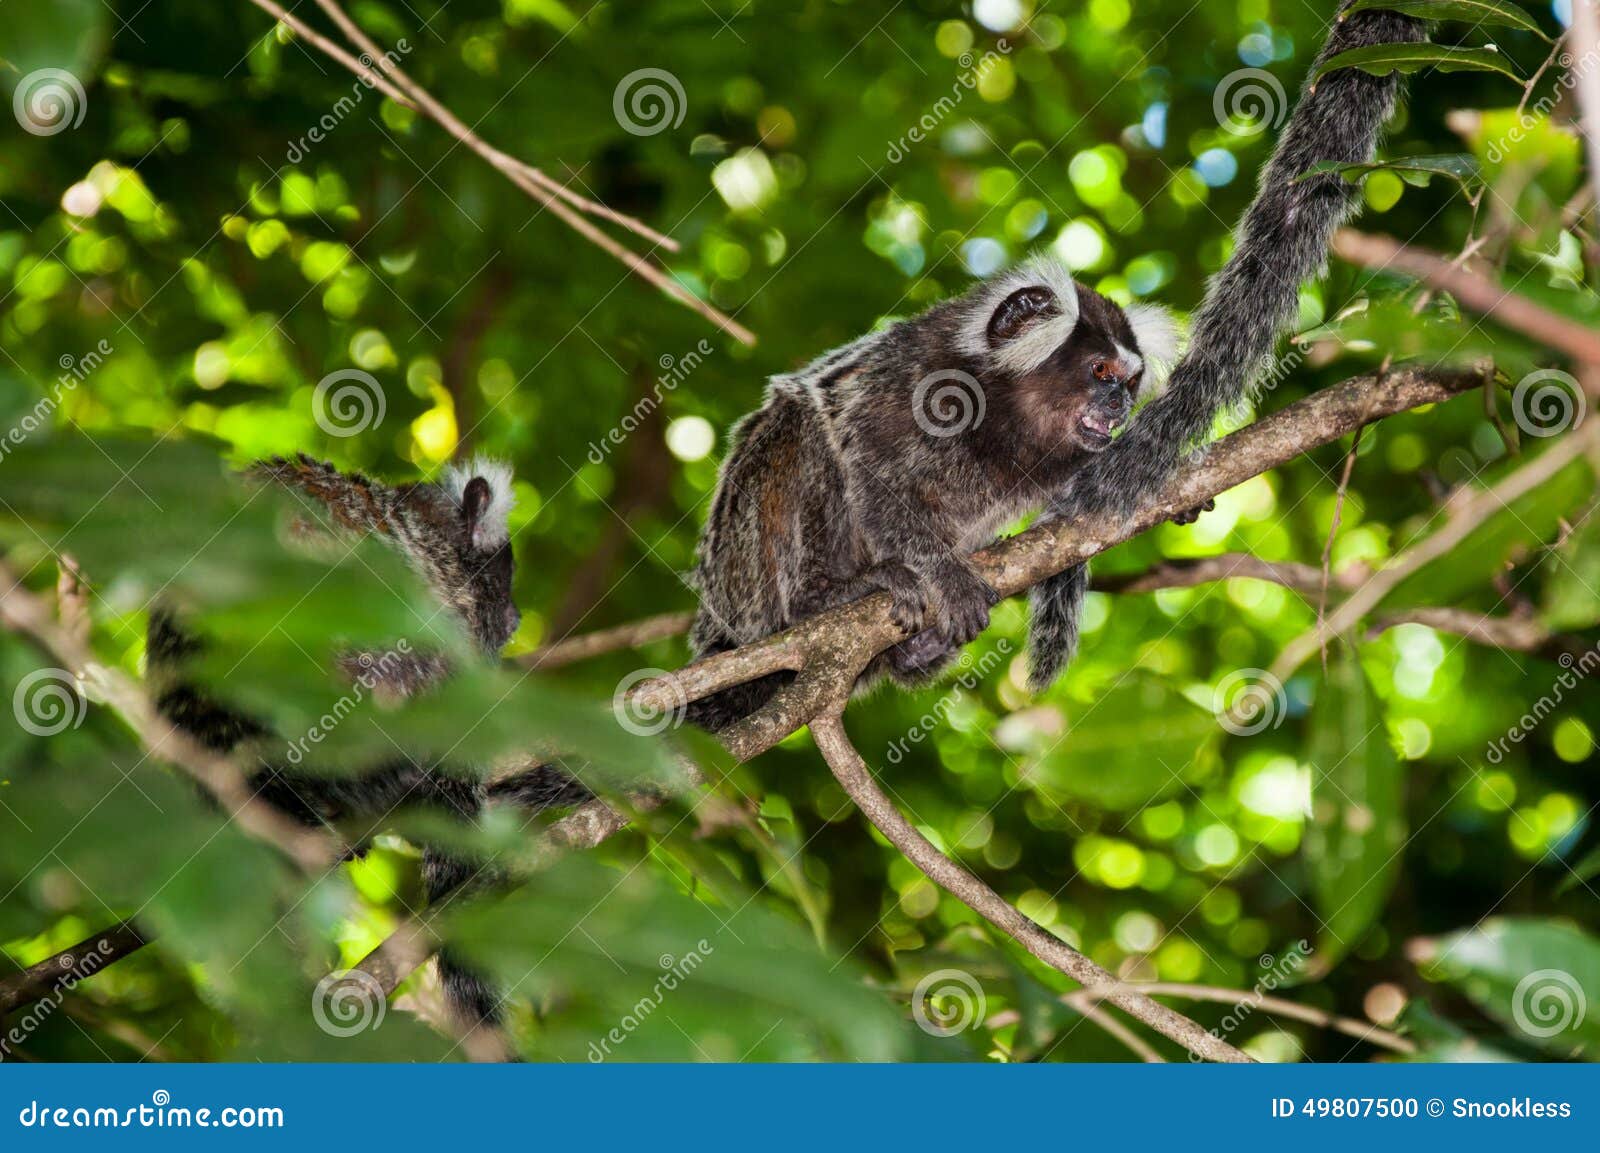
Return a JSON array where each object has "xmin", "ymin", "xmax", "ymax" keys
[
  {"xmin": 1298, "ymin": 153, "xmax": 1481, "ymax": 189},
  {"xmin": 1314, "ymin": 43, "xmax": 1524, "ymax": 84},
  {"xmin": 1344, "ymin": 0, "xmax": 1552, "ymax": 43}
]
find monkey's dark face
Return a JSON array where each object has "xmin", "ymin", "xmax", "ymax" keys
[{"xmin": 1000, "ymin": 284, "xmax": 1150, "ymax": 455}]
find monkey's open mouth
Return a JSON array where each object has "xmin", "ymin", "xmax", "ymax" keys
[{"xmin": 1077, "ymin": 413, "xmax": 1122, "ymax": 448}]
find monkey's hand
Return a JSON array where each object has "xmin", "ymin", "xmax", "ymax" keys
[
  {"xmin": 1169, "ymin": 498, "xmax": 1215, "ymax": 526},
  {"xmin": 920, "ymin": 559, "xmax": 1002, "ymax": 648},
  {"xmin": 847, "ymin": 560, "xmax": 934, "ymax": 633},
  {"xmin": 847, "ymin": 558, "xmax": 999, "ymax": 646}
]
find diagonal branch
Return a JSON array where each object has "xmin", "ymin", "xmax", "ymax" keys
[
  {"xmin": 1266, "ymin": 423, "xmax": 1600, "ymax": 685},
  {"xmin": 1332, "ymin": 230, "xmax": 1600, "ymax": 366},
  {"xmin": 243, "ymin": 0, "xmax": 756, "ymax": 346},
  {"xmin": 810, "ymin": 711, "xmax": 1250, "ymax": 1063},
  {"xmin": 0, "ymin": 560, "xmax": 340, "ymax": 872},
  {"xmin": 631, "ymin": 365, "xmax": 1487, "ymax": 762}
]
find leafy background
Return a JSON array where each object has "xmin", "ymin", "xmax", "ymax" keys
[{"xmin": 1, "ymin": 0, "xmax": 1597, "ymax": 1062}]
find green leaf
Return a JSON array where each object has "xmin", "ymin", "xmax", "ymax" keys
[
  {"xmin": 1388, "ymin": 455, "xmax": 1596, "ymax": 609},
  {"xmin": 1345, "ymin": 0, "xmax": 1552, "ymax": 42},
  {"xmin": 442, "ymin": 856, "xmax": 908, "ymax": 1061},
  {"xmin": 1556, "ymin": 843, "xmax": 1600, "ymax": 896},
  {"xmin": 1542, "ymin": 514, "xmax": 1600, "ymax": 631},
  {"xmin": 1314, "ymin": 43, "xmax": 1524, "ymax": 84},
  {"xmin": 1009, "ymin": 675, "xmax": 1220, "ymax": 811},
  {"xmin": 0, "ymin": 0, "xmax": 109, "ymax": 80},
  {"xmin": 1306, "ymin": 654, "xmax": 1404, "ymax": 970},
  {"xmin": 1299, "ymin": 154, "xmax": 1481, "ymax": 189},
  {"xmin": 1412, "ymin": 918, "xmax": 1600, "ymax": 1058}
]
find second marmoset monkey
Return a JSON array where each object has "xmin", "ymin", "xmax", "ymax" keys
[{"xmin": 688, "ymin": 258, "xmax": 1194, "ymax": 729}]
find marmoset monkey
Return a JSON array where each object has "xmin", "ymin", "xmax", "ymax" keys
[
  {"xmin": 686, "ymin": 259, "xmax": 1182, "ymax": 729},
  {"xmin": 148, "ymin": 454, "xmax": 588, "ymax": 1028}
]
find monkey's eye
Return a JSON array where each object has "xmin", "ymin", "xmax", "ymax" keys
[{"xmin": 1091, "ymin": 360, "xmax": 1112, "ymax": 381}]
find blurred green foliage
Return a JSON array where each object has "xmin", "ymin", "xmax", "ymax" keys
[{"xmin": 1, "ymin": 0, "xmax": 1597, "ymax": 1062}]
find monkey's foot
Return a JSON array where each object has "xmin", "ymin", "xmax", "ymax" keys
[
  {"xmin": 1169, "ymin": 498, "xmax": 1215, "ymax": 526},
  {"xmin": 888, "ymin": 629, "xmax": 956, "ymax": 676}
]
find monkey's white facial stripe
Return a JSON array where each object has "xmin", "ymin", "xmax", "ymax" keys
[
  {"xmin": 1123, "ymin": 302, "xmax": 1182, "ymax": 392},
  {"xmin": 1113, "ymin": 342, "xmax": 1144, "ymax": 380},
  {"xmin": 992, "ymin": 312, "xmax": 1076, "ymax": 376},
  {"xmin": 957, "ymin": 254, "xmax": 1082, "ymax": 374}
]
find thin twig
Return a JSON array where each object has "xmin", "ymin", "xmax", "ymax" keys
[
  {"xmin": 247, "ymin": 0, "xmax": 755, "ymax": 345},
  {"xmin": 1318, "ymin": 424, "xmax": 1364, "ymax": 671},
  {"xmin": 1266, "ymin": 424, "xmax": 1600, "ymax": 687},
  {"xmin": 1368, "ymin": 606, "xmax": 1592, "ymax": 662},
  {"xmin": 246, "ymin": 0, "xmax": 415, "ymax": 107}
]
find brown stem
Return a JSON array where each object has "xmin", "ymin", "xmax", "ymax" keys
[
  {"xmin": 810, "ymin": 712, "xmax": 1250, "ymax": 1063},
  {"xmin": 1332, "ymin": 230, "xmax": 1600, "ymax": 366},
  {"xmin": 0, "ymin": 922, "xmax": 146, "ymax": 1018},
  {"xmin": 244, "ymin": 0, "xmax": 754, "ymax": 345},
  {"xmin": 1368, "ymin": 606, "xmax": 1593, "ymax": 662},
  {"xmin": 0, "ymin": 561, "xmax": 340, "ymax": 873},
  {"xmin": 519, "ymin": 611, "xmax": 695, "ymax": 670},
  {"xmin": 1268, "ymin": 424, "xmax": 1600, "ymax": 684}
]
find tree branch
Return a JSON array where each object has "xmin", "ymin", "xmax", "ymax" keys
[
  {"xmin": 0, "ymin": 560, "xmax": 341, "ymax": 873},
  {"xmin": 0, "ymin": 922, "xmax": 145, "ymax": 1018},
  {"xmin": 631, "ymin": 365, "xmax": 1486, "ymax": 762},
  {"xmin": 1368, "ymin": 606, "xmax": 1593, "ymax": 662},
  {"xmin": 987, "ymin": 981, "xmax": 1415, "ymax": 1056},
  {"xmin": 1331, "ymin": 230, "xmax": 1600, "ymax": 366},
  {"xmin": 519, "ymin": 610, "xmax": 695, "ymax": 670},
  {"xmin": 244, "ymin": 0, "xmax": 757, "ymax": 346},
  {"xmin": 1266, "ymin": 423, "xmax": 1600, "ymax": 685},
  {"xmin": 810, "ymin": 712, "xmax": 1250, "ymax": 1063}
]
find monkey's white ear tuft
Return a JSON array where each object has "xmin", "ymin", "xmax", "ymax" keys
[
  {"xmin": 1124, "ymin": 302, "xmax": 1183, "ymax": 394},
  {"xmin": 959, "ymin": 255, "xmax": 1081, "ymax": 376},
  {"xmin": 445, "ymin": 456, "xmax": 516, "ymax": 549}
]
